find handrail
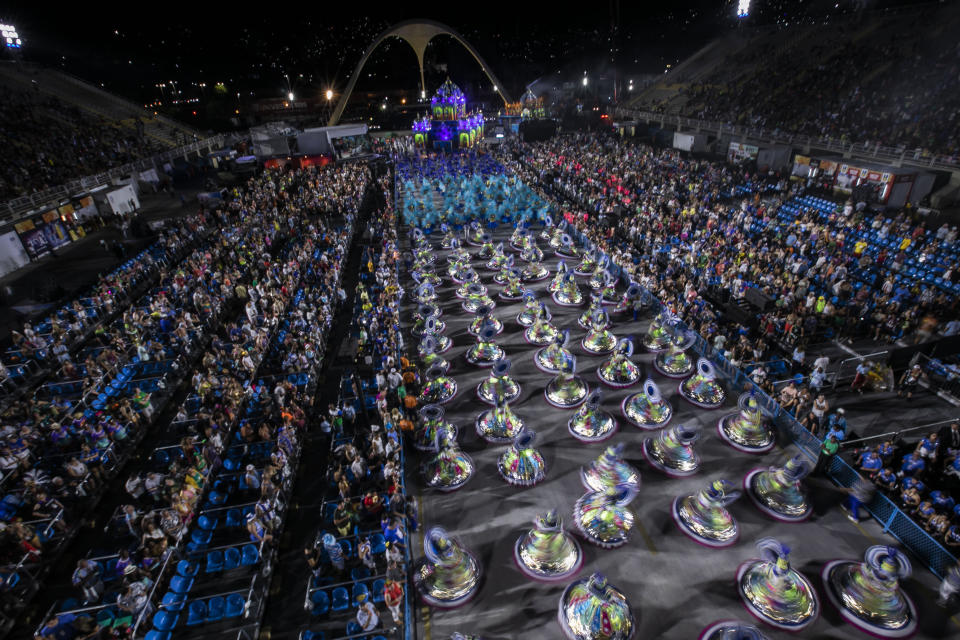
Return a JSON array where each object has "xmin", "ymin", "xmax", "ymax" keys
[{"xmin": 840, "ymin": 417, "xmax": 959, "ymax": 447}]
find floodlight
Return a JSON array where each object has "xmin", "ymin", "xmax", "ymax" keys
[
  {"xmin": 737, "ymin": 0, "xmax": 750, "ymax": 18},
  {"xmin": 325, "ymin": 89, "xmax": 333, "ymax": 100},
  {"xmin": 288, "ymin": 91, "xmax": 294, "ymax": 101}
]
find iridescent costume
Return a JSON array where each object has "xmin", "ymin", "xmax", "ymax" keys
[
  {"xmin": 465, "ymin": 322, "xmax": 504, "ymax": 367},
  {"xmin": 514, "ymin": 510, "xmax": 582, "ymax": 582},
  {"xmin": 581, "ymin": 309, "xmax": 617, "ymax": 355},
  {"xmin": 545, "ymin": 354, "xmax": 589, "ymax": 409},
  {"xmin": 557, "ymin": 573, "xmax": 636, "ymax": 640},
  {"xmin": 679, "ymin": 358, "xmax": 726, "ymax": 409},
  {"xmin": 567, "ymin": 388, "xmax": 618, "ymax": 443},
  {"xmin": 485, "ymin": 242, "xmax": 509, "ymax": 271},
  {"xmin": 621, "ymin": 377, "xmax": 673, "ymax": 429},
  {"xmin": 497, "ymin": 428, "xmax": 546, "ymax": 487},
  {"xmin": 423, "ymin": 426, "xmax": 475, "ymax": 492},
  {"xmin": 415, "ymin": 527, "xmax": 481, "ymax": 608},
  {"xmin": 821, "ymin": 545, "xmax": 917, "ymax": 638},
  {"xmin": 524, "ymin": 302, "xmax": 560, "ymax": 346},
  {"xmin": 476, "ymin": 357, "xmax": 521, "ymax": 405},
  {"xmin": 653, "ymin": 330, "xmax": 695, "ymax": 379},
  {"xmin": 475, "ymin": 392, "xmax": 525, "ymax": 443},
  {"xmin": 516, "ymin": 289, "xmax": 545, "ymax": 327},
  {"xmin": 573, "ymin": 484, "xmax": 637, "ymax": 548},
  {"xmin": 642, "ymin": 423, "xmax": 701, "ymax": 478},
  {"xmin": 467, "ymin": 306, "xmax": 503, "ymax": 337},
  {"xmin": 597, "ymin": 338, "xmax": 640, "ymax": 388},
  {"xmin": 535, "ymin": 329, "xmax": 573, "ymax": 374},
  {"xmin": 578, "ymin": 293, "xmax": 606, "ymax": 329},
  {"xmin": 672, "ymin": 479, "xmax": 741, "ymax": 548},
  {"xmin": 641, "ymin": 313, "xmax": 672, "ymax": 352},
  {"xmin": 580, "ymin": 444, "xmax": 640, "ymax": 493},
  {"xmin": 737, "ymin": 538, "xmax": 820, "ymax": 631},
  {"xmin": 414, "ymin": 404, "xmax": 458, "ymax": 452},
  {"xmin": 553, "ymin": 272, "xmax": 584, "ymax": 307},
  {"xmin": 717, "ymin": 392, "xmax": 775, "ymax": 454},
  {"xmin": 744, "ymin": 455, "xmax": 812, "ymax": 522},
  {"xmin": 419, "ymin": 363, "xmax": 458, "ymax": 405}
]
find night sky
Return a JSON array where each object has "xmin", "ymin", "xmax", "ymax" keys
[{"xmin": 1, "ymin": 1, "xmax": 933, "ymax": 111}]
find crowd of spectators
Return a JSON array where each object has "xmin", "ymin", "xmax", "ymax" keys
[
  {"xmin": 303, "ymin": 174, "xmax": 414, "ymax": 637},
  {"xmin": 3, "ymin": 162, "xmax": 367, "ymax": 638},
  {"xmin": 640, "ymin": 4, "xmax": 960, "ymax": 161},
  {"xmin": 0, "ymin": 83, "xmax": 170, "ymax": 200},
  {"xmin": 489, "ymin": 132, "xmax": 958, "ymax": 539}
]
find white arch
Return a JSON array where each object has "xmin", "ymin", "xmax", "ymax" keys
[{"xmin": 328, "ymin": 19, "xmax": 511, "ymax": 126}]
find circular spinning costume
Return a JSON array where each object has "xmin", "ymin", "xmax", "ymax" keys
[
  {"xmin": 475, "ymin": 392, "xmax": 525, "ymax": 444},
  {"xmin": 418, "ymin": 335, "xmax": 450, "ymax": 375},
  {"xmin": 485, "ymin": 241, "xmax": 508, "ymax": 271},
  {"xmin": 545, "ymin": 354, "xmax": 590, "ymax": 409},
  {"xmin": 465, "ymin": 322, "xmax": 505, "ymax": 367},
  {"xmin": 672, "ymin": 479, "xmax": 741, "ymax": 548},
  {"xmin": 574, "ymin": 250, "xmax": 599, "ymax": 277},
  {"xmin": 743, "ymin": 455, "xmax": 812, "ymax": 522},
  {"xmin": 548, "ymin": 260, "xmax": 569, "ymax": 294},
  {"xmin": 578, "ymin": 293, "xmax": 607, "ymax": 330},
  {"xmin": 642, "ymin": 423, "xmax": 701, "ymax": 478},
  {"xmin": 737, "ymin": 538, "xmax": 820, "ymax": 632},
  {"xmin": 556, "ymin": 232, "xmax": 579, "ymax": 259},
  {"xmin": 476, "ymin": 357, "xmax": 521, "ymax": 405},
  {"xmin": 497, "ymin": 428, "xmax": 547, "ymax": 486},
  {"xmin": 467, "ymin": 306, "xmax": 503, "ymax": 337},
  {"xmin": 573, "ymin": 483, "xmax": 637, "ymax": 549},
  {"xmin": 581, "ymin": 444, "xmax": 640, "ymax": 493},
  {"xmin": 461, "ymin": 283, "xmax": 496, "ymax": 314},
  {"xmin": 477, "ymin": 232, "xmax": 495, "ymax": 259},
  {"xmin": 653, "ymin": 329, "xmax": 696, "ymax": 379},
  {"xmin": 419, "ymin": 363, "xmax": 458, "ymax": 405},
  {"xmin": 514, "ymin": 509, "xmax": 583, "ymax": 582},
  {"xmin": 567, "ymin": 388, "xmax": 618, "ymax": 443},
  {"xmin": 499, "ymin": 268, "xmax": 525, "ymax": 301},
  {"xmin": 597, "ymin": 337, "xmax": 640, "ymax": 388},
  {"xmin": 621, "ymin": 376, "xmax": 673, "ymax": 429},
  {"xmin": 524, "ymin": 302, "xmax": 561, "ymax": 346},
  {"xmin": 821, "ymin": 545, "xmax": 917, "ymax": 638},
  {"xmin": 414, "ymin": 527, "xmax": 481, "ymax": 608},
  {"xmin": 414, "ymin": 404, "xmax": 458, "ymax": 451},
  {"xmin": 554, "ymin": 272, "xmax": 585, "ymax": 307},
  {"xmin": 557, "ymin": 573, "xmax": 636, "ymax": 640},
  {"xmin": 423, "ymin": 426, "xmax": 475, "ymax": 492},
  {"xmin": 717, "ymin": 392, "xmax": 776, "ymax": 454},
  {"xmin": 582, "ymin": 309, "xmax": 617, "ymax": 355},
  {"xmin": 516, "ymin": 289, "xmax": 547, "ymax": 327},
  {"xmin": 535, "ymin": 329, "xmax": 575, "ymax": 374},
  {"xmin": 641, "ymin": 312, "xmax": 673, "ymax": 352},
  {"xmin": 679, "ymin": 358, "xmax": 726, "ymax": 409}
]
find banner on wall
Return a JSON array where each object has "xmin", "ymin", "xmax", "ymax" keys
[
  {"xmin": 13, "ymin": 219, "xmax": 50, "ymax": 260},
  {"xmin": 41, "ymin": 210, "xmax": 70, "ymax": 249},
  {"xmin": 727, "ymin": 141, "xmax": 759, "ymax": 164},
  {"xmin": 74, "ymin": 196, "xmax": 100, "ymax": 221}
]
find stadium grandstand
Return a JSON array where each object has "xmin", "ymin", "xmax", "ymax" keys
[{"xmin": 0, "ymin": 2, "xmax": 959, "ymax": 640}]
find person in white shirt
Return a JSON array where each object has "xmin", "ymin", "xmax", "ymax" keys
[{"xmin": 356, "ymin": 594, "xmax": 379, "ymax": 631}]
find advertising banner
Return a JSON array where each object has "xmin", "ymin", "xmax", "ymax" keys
[{"xmin": 14, "ymin": 219, "xmax": 50, "ymax": 260}]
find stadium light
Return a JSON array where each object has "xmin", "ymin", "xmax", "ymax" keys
[
  {"xmin": 493, "ymin": 85, "xmax": 497, "ymax": 92},
  {"xmin": 1, "ymin": 22, "xmax": 21, "ymax": 48},
  {"xmin": 288, "ymin": 91, "xmax": 295, "ymax": 101},
  {"xmin": 325, "ymin": 89, "xmax": 333, "ymax": 101},
  {"xmin": 582, "ymin": 76, "xmax": 588, "ymax": 87},
  {"xmin": 737, "ymin": 0, "xmax": 750, "ymax": 18}
]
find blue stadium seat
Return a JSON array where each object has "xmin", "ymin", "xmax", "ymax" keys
[
  {"xmin": 151, "ymin": 610, "xmax": 178, "ymax": 632},
  {"xmin": 330, "ymin": 587, "xmax": 349, "ymax": 613},
  {"xmin": 225, "ymin": 594, "xmax": 245, "ymax": 618},
  {"xmin": 169, "ymin": 575, "xmax": 193, "ymax": 594},
  {"xmin": 176, "ymin": 560, "xmax": 198, "ymax": 577},
  {"xmin": 372, "ymin": 579, "xmax": 385, "ymax": 603},
  {"xmin": 160, "ymin": 592, "xmax": 185, "ymax": 612},
  {"xmin": 206, "ymin": 596, "xmax": 225, "ymax": 622},
  {"xmin": 185, "ymin": 600, "xmax": 206, "ymax": 626},
  {"xmin": 240, "ymin": 544, "xmax": 259, "ymax": 566},
  {"xmin": 205, "ymin": 551, "xmax": 223, "ymax": 573},
  {"xmin": 223, "ymin": 547, "xmax": 241, "ymax": 570},
  {"xmin": 310, "ymin": 590, "xmax": 330, "ymax": 616},
  {"xmin": 146, "ymin": 631, "xmax": 171, "ymax": 640}
]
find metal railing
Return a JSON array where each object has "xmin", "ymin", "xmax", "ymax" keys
[{"xmin": 613, "ymin": 107, "xmax": 960, "ymax": 171}]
